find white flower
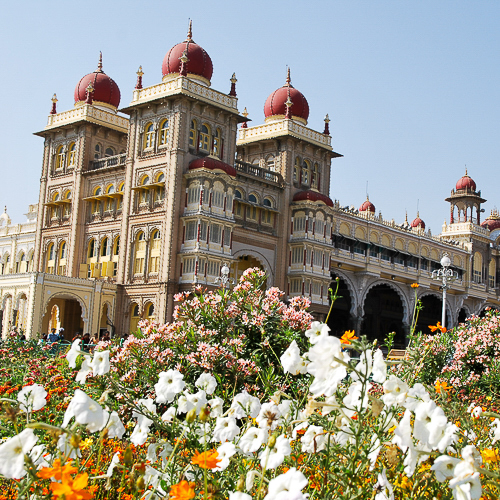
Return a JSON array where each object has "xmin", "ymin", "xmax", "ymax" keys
[
  {"xmin": 490, "ymin": 418, "xmax": 500, "ymax": 444},
  {"xmin": 278, "ymin": 400, "xmax": 293, "ymax": 421},
  {"xmin": 189, "ymin": 390, "xmax": 207, "ymax": 415},
  {"xmin": 230, "ymin": 391, "xmax": 261, "ymax": 419},
  {"xmin": 66, "ymin": 339, "xmax": 83, "ymax": 368},
  {"xmin": 106, "ymin": 452, "xmax": 120, "ymax": 477},
  {"xmin": 106, "ymin": 411, "xmax": 126, "ymax": 439},
  {"xmin": 75, "ymin": 357, "xmax": 93, "ymax": 384},
  {"xmin": 301, "ymin": 425, "xmax": 326, "ymax": 453},
  {"xmin": 263, "ymin": 467, "xmax": 308, "ymax": 500},
  {"xmin": 403, "ymin": 383, "xmax": 430, "ymax": 411},
  {"xmin": 161, "ymin": 407, "xmax": 177, "ymax": 422},
  {"xmin": 413, "ymin": 401, "xmax": 448, "ymax": 449},
  {"xmin": 30, "ymin": 444, "xmax": 50, "ymax": 469},
  {"xmin": 229, "ymin": 493, "xmax": 252, "ymax": 500},
  {"xmin": 280, "ymin": 341, "xmax": 307, "ymax": 375},
  {"xmin": 208, "ymin": 396, "xmax": 224, "ymax": 417},
  {"xmin": 57, "ymin": 433, "xmax": 81, "ymax": 460},
  {"xmin": 431, "ymin": 455, "xmax": 461, "ymax": 482},
  {"xmin": 403, "ymin": 442, "xmax": 431, "ymax": 477},
  {"xmin": 435, "ymin": 422, "xmax": 459, "ymax": 454},
  {"xmin": 92, "ymin": 350, "xmax": 110, "ymax": 376},
  {"xmin": 259, "ymin": 435, "xmax": 291, "ymax": 469},
  {"xmin": 342, "ymin": 380, "xmax": 370, "ymax": 418},
  {"xmin": 307, "ymin": 335, "xmax": 349, "ymax": 397},
  {"xmin": 470, "ymin": 406, "xmax": 483, "ymax": 419},
  {"xmin": 305, "ymin": 321, "xmax": 330, "ymax": 344},
  {"xmin": 64, "ymin": 389, "xmax": 107, "ymax": 433},
  {"xmin": 195, "ymin": 373, "xmax": 217, "ymax": 395},
  {"xmin": 130, "ymin": 421, "xmax": 151, "ymax": 446},
  {"xmin": 449, "ymin": 460, "xmax": 482, "ymax": 500},
  {"xmin": 132, "ymin": 398, "xmax": 156, "ymax": 435},
  {"xmin": 239, "ymin": 427, "xmax": 266, "ymax": 453},
  {"xmin": 392, "ymin": 410, "xmax": 413, "ymax": 452},
  {"xmin": 256, "ymin": 402, "xmax": 282, "ymax": 430},
  {"xmin": 17, "ymin": 383, "xmax": 47, "ymax": 412},
  {"xmin": 382, "ymin": 375, "xmax": 409, "ymax": 407},
  {"xmin": 322, "ymin": 395, "xmax": 341, "ymax": 416},
  {"xmin": 212, "ymin": 416, "xmax": 240, "ymax": 443},
  {"xmin": 142, "ymin": 466, "xmax": 168, "ymax": 499},
  {"xmin": 368, "ymin": 434, "xmax": 382, "ymax": 469},
  {"xmin": 372, "ymin": 349, "xmax": 387, "ymax": 383},
  {"xmin": 154, "ymin": 369, "xmax": 185, "ymax": 403},
  {"xmin": 374, "ymin": 469, "xmax": 394, "ymax": 500},
  {"xmin": 461, "ymin": 445, "xmax": 482, "ymax": 468},
  {"xmin": 246, "ymin": 469, "xmax": 263, "ymax": 492},
  {"xmin": 213, "ymin": 441, "xmax": 237, "ymax": 471},
  {"xmin": 0, "ymin": 429, "xmax": 38, "ymax": 479},
  {"xmin": 351, "ymin": 349, "xmax": 374, "ymax": 381}
]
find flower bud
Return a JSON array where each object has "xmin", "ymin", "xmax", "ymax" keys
[
  {"xmin": 199, "ymin": 405, "xmax": 210, "ymax": 422},
  {"xmin": 124, "ymin": 446, "xmax": 133, "ymax": 465},
  {"xmin": 136, "ymin": 476, "xmax": 145, "ymax": 490},
  {"xmin": 267, "ymin": 433, "xmax": 277, "ymax": 449},
  {"xmin": 69, "ymin": 434, "xmax": 81, "ymax": 449},
  {"xmin": 100, "ymin": 427, "xmax": 109, "ymax": 440},
  {"xmin": 236, "ymin": 475, "xmax": 245, "ymax": 492},
  {"xmin": 136, "ymin": 462, "xmax": 146, "ymax": 475},
  {"xmin": 186, "ymin": 408, "xmax": 197, "ymax": 423}
]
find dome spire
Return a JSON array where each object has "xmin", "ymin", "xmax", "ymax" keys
[
  {"xmin": 284, "ymin": 87, "xmax": 293, "ymax": 119},
  {"xmin": 186, "ymin": 19, "xmax": 193, "ymax": 41},
  {"xmin": 97, "ymin": 51, "xmax": 103, "ymax": 73},
  {"xmin": 241, "ymin": 107, "xmax": 248, "ymax": 128},
  {"xmin": 135, "ymin": 66, "xmax": 144, "ymax": 89},
  {"xmin": 229, "ymin": 73, "xmax": 237, "ymax": 97},
  {"xmin": 285, "ymin": 66, "xmax": 292, "ymax": 86}
]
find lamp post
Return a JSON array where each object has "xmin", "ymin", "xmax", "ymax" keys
[
  {"xmin": 431, "ymin": 253, "xmax": 458, "ymax": 328},
  {"xmin": 214, "ymin": 263, "xmax": 235, "ymax": 289}
]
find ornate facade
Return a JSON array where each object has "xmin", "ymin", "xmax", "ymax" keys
[{"xmin": 1, "ymin": 24, "xmax": 500, "ymax": 343}]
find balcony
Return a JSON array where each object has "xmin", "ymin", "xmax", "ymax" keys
[
  {"xmin": 234, "ymin": 160, "xmax": 283, "ymax": 186},
  {"xmin": 89, "ymin": 154, "xmax": 126, "ymax": 171}
]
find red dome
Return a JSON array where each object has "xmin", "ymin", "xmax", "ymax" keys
[
  {"xmin": 292, "ymin": 190, "xmax": 333, "ymax": 207},
  {"xmin": 456, "ymin": 173, "xmax": 476, "ymax": 191},
  {"xmin": 359, "ymin": 199, "xmax": 375, "ymax": 212},
  {"xmin": 189, "ymin": 157, "xmax": 236, "ymax": 177},
  {"xmin": 74, "ymin": 55, "xmax": 120, "ymax": 108},
  {"xmin": 264, "ymin": 69, "xmax": 309, "ymax": 124},
  {"xmin": 481, "ymin": 211, "xmax": 500, "ymax": 231},
  {"xmin": 162, "ymin": 25, "xmax": 212, "ymax": 84},
  {"xmin": 411, "ymin": 216, "xmax": 426, "ymax": 229}
]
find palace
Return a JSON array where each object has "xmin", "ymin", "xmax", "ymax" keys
[{"xmin": 1, "ymin": 24, "xmax": 500, "ymax": 344}]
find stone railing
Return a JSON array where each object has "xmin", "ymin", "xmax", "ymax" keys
[
  {"xmin": 237, "ymin": 120, "xmax": 332, "ymax": 149},
  {"xmin": 45, "ymin": 105, "xmax": 129, "ymax": 133},
  {"xmin": 234, "ymin": 160, "xmax": 283, "ymax": 185},
  {"xmin": 89, "ymin": 153, "xmax": 127, "ymax": 171}
]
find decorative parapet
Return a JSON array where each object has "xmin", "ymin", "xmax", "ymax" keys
[
  {"xmin": 44, "ymin": 106, "xmax": 129, "ymax": 133},
  {"xmin": 129, "ymin": 77, "xmax": 239, "ymax": 115},
  {"xmin": 237, "ymin": 119, "xmax": 332, "ymax": 150},
  {"xmin": 441, "ymin": 222, "xmax": 489, "ymax": 237}
]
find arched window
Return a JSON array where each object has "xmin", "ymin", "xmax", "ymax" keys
[
  {"xmin": 105, "ymin": 147, "xmax": 115, "ymax": 157},
  {"xmin": 88, "ymin": 239, "xmax": 96, "ymax": 259},
  {"xmin": 249, "ymin": 194, "xmax": 258, "ymax": 204},
  {"xmin": 16, "ymin": 252, "xmax": 24, "ymax": 273},
  {"xmin": 473, "ymin": 252, "xmax": 482, "ymax": 283},
  {"xmin": 55, "ymin": 146, "xmax": 64, "ymax": 170},
  {"xmin": 67, "ymin": 143, "xmax": 76, "ymax": 167},
  {"xmin": 130, "ymin": 304, "xmax": 141, "ymax": 333},
  {"xmin": 117, "ymin": 182, "xmax": 124, "ymax": 210},
  {"xmin": 51, "ymin": 192, "xmax": 60, "ymax": 219},
  {"xmin": 146, "ymin": 303, "xmax": 155, "ymax": 320},
  {"xmin": 149, "ymin": 230, "xmax": 161, "ymax": 274},
  {"xmin": 302, "ymin": 160, "xmax": 311, "ymax": 186},
  {"xmin": 46, "ymin": 244, "xmax": 54, "ymax": 273},
  {"xmin": 110, "ymin": 236, "xmax": 120, "ymax": 277},
  {"xmin": 92, "ymin": 187, "xmax": 102, "ymax": 214},
  {"xmin": 266, "ymin": 155, "xmax": 275, "ymax": 171},
  {"xmin": 154, "ymin": 172, "xmax": 165, "ymax": 202},
  {"xmin": 58, "ymin": 241, "xmax": 67, "ymax": 275},
  {"xmin": 134, "ymin": 232, "xmax": 146, "ymax": 274},
  {"xmin": 489, "ymin": 259, "xmax": 496, "ymax": 288},
  {"xmin": 158, "ymin": 119, "xmax": 169, "ymax": 146},
  {"xmin": 94, "ymin": 144, "xmax": 101, "ymax": 160},
  {"xmin": 101, "ymin": 237, "xmax": 109, "ymax": 257},
  {"xmin": 63, "ymin": 190, "xmax": 71, "ymax": 217},
  {"xmin": 199, "ymin": 123, "xmax": 211, "ymax": 152},
  {"xmin": 144, "ymin": 123, "xmax": 154, "ymax": 150},
  {"xmin": 213, "ymin": 128, "xmax": 222, "ymax": 156},
  {"xmin": 113, "ymin": 236, "xmax": 120, "ymax": 256},
  {"xmin": 139, "ymin": 176, "xmax": 150, "ymax": 204},
  {"xmin": 189, "ymin": 119, "xmax": 197, "ymax": 148},
  {"xmin": 234, "ymin": 189, "xmax": 242, "ymax": 199},
  {"xmin": 263, "ymin": 198, "xmax": 273, "ymax": 208}
]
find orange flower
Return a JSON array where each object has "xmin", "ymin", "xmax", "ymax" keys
[
  {"xmin": 169, "ymin": 480, "xmax": 196, "ymax": 500},
  {"xmin": 37, "ymin": 459, "xmax": 78, "ymax": 480},
  {"xmin": 428, "ymin": 322, "xmax": 447, "ymax": 333},
  {"xmin": 340, "ymin": 330, "xmax": 358, "ymax": 345},
  {"xmin": 49, "ymin": 472, "xmax": 94, "ymax": 500},
  {"xmin": 191, "ymin": 449, "xmax": 221, "ymax": 469},
  {"xmin": 411, "ymin": 283, "xmax": 419, "ymax": 288},
  {"xmin": 435, "ymin": 380, "xmax": 451, "ymax": 394}
]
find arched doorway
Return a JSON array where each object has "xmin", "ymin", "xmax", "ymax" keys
[
  {"xmin": 415, "ymin": 295, "xmax": 447, "ymax": 335},
  {"xmin": 129, "ymin": 302, "xmax": 156, "ymax": 334},
  {"xmin": 234, "ymin": 255, "xmax": 266, "ymax": 286},
  {"xmin": 327, "ymin": 276, "xmax": 353, "ymax": 336},
  {"xmin": 457, "ymin": 307, "xmax": 469, "ymax": 325},
  {"xmin": 360, "ymin": 285, "xmax": 405, "ymax": 347},
  {"xmin": 1, "ymin": 295, "xmax": 12, "ymax": 338},
  {"xmin": 42, "ymin": 297, "xmax": 84, "ymax": 340},
  {"xmin": 16, "ymin": 293, "xmax": 28, "ymax": 331}
]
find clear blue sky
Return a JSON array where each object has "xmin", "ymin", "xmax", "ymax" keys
[{"xmin": 1, "ymin": 1, "xmax": 499, "ymax": 234}]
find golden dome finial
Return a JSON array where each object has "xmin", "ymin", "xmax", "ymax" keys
[
  {"xmin": 286, "ymin": 66, "xmax": 291, "ymax": 86},
  {"xmin": 97, "ymin": 51, "xmax": 103, "ymax": 72},
  {"xmin": 187, "ymin": 19, "xmax": 193, "ymax": 41}
]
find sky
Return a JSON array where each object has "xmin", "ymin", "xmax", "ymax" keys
[{"xmin": 1, "ymin": 0, "xmax": 499, "ymax": 234}]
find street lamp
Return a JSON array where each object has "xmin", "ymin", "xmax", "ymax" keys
[
  {"xmin": 214, "ymin": 263, "xmax": 235, "ymax": 289},
  {"xmin": 431, "ymin": 253, "xmax": 458, "ymax": 329}
]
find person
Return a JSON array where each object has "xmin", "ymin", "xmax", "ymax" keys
[
  {"xmin": 38, "ymin": 333, "xmax": 47, "ymax": 345},
  {"xmin": 102, "ymin": 332, "xmax": 110, "ymax": 342},
  {"xmin": 47, "ymin": 328, "xmax": 60, "ymax": 344},
  {"xmin": 81, "ymin": 333, "xmax": 91, "ymax": 352},
  {"xmin": 58, "ymin": 328, "xmax": 65, "ymax": 341}
]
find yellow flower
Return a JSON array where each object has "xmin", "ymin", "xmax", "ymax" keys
[
  {"xmin": 79, "ymin": 438, "xmax": 94, "ymax": 451},
  {"xmin": 191, "ymin": 449, "xmax": 221, "ymax": 469},
  {"xmin": 411, "ymin": 283, "xmax": 419, "ymax": 288},
  {"xmin": 482, "ymin": 449, "xmax": 500, "ymax": 463},
  {"xmin": 435, "ymin": 380, "xmax": 451, "ymax": 394}
]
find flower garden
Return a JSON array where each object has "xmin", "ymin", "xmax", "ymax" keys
[{"xmin": 1, "ymin": 268, "xmax": 500, "ymax": 499}]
